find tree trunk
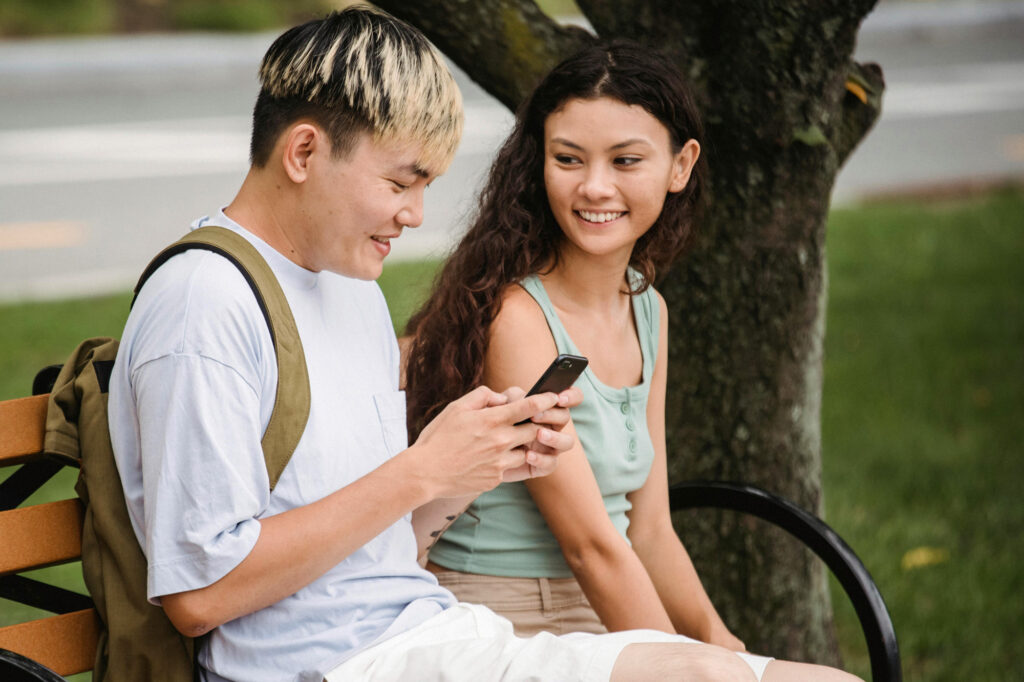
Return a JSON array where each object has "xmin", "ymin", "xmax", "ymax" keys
[{"xmin": 377, "ymin": 0, "xmax": 884, "ymax": 665}]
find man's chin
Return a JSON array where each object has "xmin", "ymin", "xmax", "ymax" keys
[{"xmin": 326, "ymin": 262, "xmax": 384, "ymax": 281}]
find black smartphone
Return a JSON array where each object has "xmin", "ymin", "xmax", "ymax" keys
[{"xmin": 514, "ymin": 354, "xmax": 588, "ymax": 425}]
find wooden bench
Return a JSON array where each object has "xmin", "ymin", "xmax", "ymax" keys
[
  {"xmin": 0, "ymin": 392, "xmax": 98, "ymax": 681},
  {"xmin": 0, "ymin": 374, "xmax": 902, "ymax": 681}
]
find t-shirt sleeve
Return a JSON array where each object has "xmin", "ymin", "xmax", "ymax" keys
[
  {"xmin": 120, "ymin": 249, "xmax": 277, "ymax": 604},
  {"xmin": 132, "ymin": 351, "xmax": 268, "ymax": 603}
]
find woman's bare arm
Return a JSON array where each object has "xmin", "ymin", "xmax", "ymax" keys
[{"xmin": 485, "ymin": 286, "xmax": 675, "ymax": 633}]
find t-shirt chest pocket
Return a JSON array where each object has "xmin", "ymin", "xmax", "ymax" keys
[{"xmin": 372, "ymin": 390, "xmax": 408, "ymax": 457}]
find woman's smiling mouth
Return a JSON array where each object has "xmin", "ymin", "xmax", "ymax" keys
[{"xmin": 576, "ymin": 210, "xmax": 626, "ymax": 224}]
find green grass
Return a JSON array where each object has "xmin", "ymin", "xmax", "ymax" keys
[
  {"xmin": 0, "ymin": 0, "xmax": 114, "ymax": 36},
  {"xmin": 0, "ymin": 0, "xmax": 340, "ymax": 37},
  {"xmin": 2, "ymin": 187, "xmax": 1022, "ymax": 680},
  {"xmin": 377, "ymin": 258, "xmax": 442, "ymax": 336},
  {"xmin": 821, "ymin": 186, "xmax": 1024, "ymax": 680},
  {"xmin": 0, "ymin": 293, "xmax": 132, "ymax": 401}
]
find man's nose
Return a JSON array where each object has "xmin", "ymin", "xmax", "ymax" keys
[{"xmin": 398, "ymin": 188, "xmax": 424, "ymax": 228}]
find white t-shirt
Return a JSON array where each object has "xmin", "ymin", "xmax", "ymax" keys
[{"xmin": 107, "ymin": 212, "xmax": 455, "ymax": 682}]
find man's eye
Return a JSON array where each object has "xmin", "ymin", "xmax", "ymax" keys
[{"xmin": 391, "ymin": 180, "xmax": 410, "ymax": 190}]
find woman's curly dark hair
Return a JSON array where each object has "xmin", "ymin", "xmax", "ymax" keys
[{"xmin": 404, "ymin": 40, "xmax": 708, "ymax": 439}]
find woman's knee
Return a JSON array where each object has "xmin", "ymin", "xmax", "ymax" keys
[{"xmin": 612, "ymin": 642, "xmax": 757, "ymax": 682}]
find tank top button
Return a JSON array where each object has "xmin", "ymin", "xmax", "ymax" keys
[
  {"xmin": 620, "ymin": 402, "xmax": 630, "ymax": 414},
  {"xmin": 625, "ymin": 420, "xmax": 636, "ymax": 431}
]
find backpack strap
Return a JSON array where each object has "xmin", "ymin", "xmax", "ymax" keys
[{"xmin": 132, "ymin": 226, "xmax": 310, "ymax": 490}]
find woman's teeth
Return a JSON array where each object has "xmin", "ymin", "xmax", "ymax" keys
[{"xmin": 578, "ymin": 210, "xmax": 624, "ymax": 223}]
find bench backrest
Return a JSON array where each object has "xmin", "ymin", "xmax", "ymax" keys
[{"xmin": 0, "ymin": 394, "xmax": 99, "ymax": 677}]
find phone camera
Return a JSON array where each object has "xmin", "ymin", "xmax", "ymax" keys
[{"xmin": 558, "ymin": 359, "xmax": 572, "ymax": 370}]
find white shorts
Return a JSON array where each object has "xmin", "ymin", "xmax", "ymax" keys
[{"xmin": 325, "ymin": 602, "xmax": 773, "ymax": 681}]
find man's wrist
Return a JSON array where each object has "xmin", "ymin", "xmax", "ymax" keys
[{"xmin": 387, "ymin": 444, "xmax": 438, "ymax": 506}]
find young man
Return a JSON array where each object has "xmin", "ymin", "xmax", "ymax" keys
[{"xmin": 109, "ymin": 7, "xmax": 858, "ymax": 682}]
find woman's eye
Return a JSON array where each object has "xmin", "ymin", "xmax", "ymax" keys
[
  {"xmin": 554, "ymin": 154, "xmax": 579, "ymax": 165},
  {"xmin": 391, "ymin": 180, "xmax": 410, "ymax": 190},
  {"xmin": 615, "ymin": 156, "xmax": 642, "ymax": 167}
]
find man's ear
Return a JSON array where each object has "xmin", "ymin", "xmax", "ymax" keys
[
  {"xmin": 668, "ymin": 139, "xmax": 701, "ymax": 193},
  {"xmin": 280, "ymin": 123, "xmax": 320, "ymax": 184}
]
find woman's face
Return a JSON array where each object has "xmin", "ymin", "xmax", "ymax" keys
[{"xmin": 542, "ymin": 96, "xmax": 699, "ymax": 263}]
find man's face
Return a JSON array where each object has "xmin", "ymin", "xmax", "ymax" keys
[{"xmin": 300, "ymin": 132, "xmax": 435, "ymax": 280}]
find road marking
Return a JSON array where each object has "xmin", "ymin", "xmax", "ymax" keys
[
  {"xmin": 0, "ymin": 116, "xmax": 250, "ymax": 187},
  {"xmin": 0, "ymin": 221, "xmax": 87, "ymax": 251}
]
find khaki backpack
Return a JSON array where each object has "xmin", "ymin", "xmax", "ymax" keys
[{"xmin": 42, "ymin": 226, "xmax": 310, "ymax": 681}]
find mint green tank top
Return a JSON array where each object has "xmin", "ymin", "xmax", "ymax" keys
[{"xmin": 429, "ymin": 273, "xmax": 661, "ymax": 578}]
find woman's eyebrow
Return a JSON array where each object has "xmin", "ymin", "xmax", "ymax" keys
[
  {"xmin": 609, "ymin": 138, "xmax": 651, "ymax": 150},
  {"xmin": 548, "ymin": 137, "xmax": 652, "ymax": 151},
  {"xmin": 549, "ymin": 137, "xmax": 582, "ymax": 150}
]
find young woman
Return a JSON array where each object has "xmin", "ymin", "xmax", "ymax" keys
[{"xmin": 404, "ymin": 42, "xmax": 859, "ymax": 681}]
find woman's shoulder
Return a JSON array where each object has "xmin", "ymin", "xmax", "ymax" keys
[
  {"xmin": 488, "ymin": 283, "xmax": 557, "ymax": 361},
  {"xmin": 494, "ymin": 282, "xmax": 547, "ymax": 329},
  {"xmin": 636, "ymin": 282, "xmax": 667, "ymax": 331},
  {"xmin": 646, "ymin": 283, "xmax": 666, "ymax": 308}
]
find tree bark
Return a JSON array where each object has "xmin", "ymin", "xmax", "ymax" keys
[
  {"xmin": 374, "ymin": 0, "xmax": 593, "ymax": 110},
  {"xmin": 378, "ymin": 0, "xmax": 884, "ymax": 665}
]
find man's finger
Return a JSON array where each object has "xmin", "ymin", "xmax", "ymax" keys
[
  {"xmin": 497, "ymin": 392, "xmax": 561, "ymax": 425},
  {"xmin": 557, "ymin": 386, "xmax": 583, "ymax": 408},
  {"xmin": 525, "ymin": 451, "xmax": 560, "ymax": 477},
  {"xmin": 533, "ymin": 426, "xmax": 573, "ymax": 453},
  {"xmin": 502, "ymin": 386, "xmax": 526, "ymax": 402},
  {"xmin": 529, "ymin": 406, "xmax": 572, "ymax": 430},
  {"xmin": 459, "ymin": 385, "xmax": 510, "ymax": 410}
]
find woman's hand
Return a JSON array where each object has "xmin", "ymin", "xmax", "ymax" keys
[{"xmin": 707, "ymin": 621, "xmax": 747, "ymax": 652}]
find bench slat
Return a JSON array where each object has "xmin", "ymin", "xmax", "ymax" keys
[
  {"xmin": 0, "ymin": 499, "xmax": 84, "ymax": 575},
  {"xmin": 0, "ymin": 395, "xmax": 48, "ymax": 466},
  {"xmin": 0, "ymin": 608, "xmax": 99, "ymax": 676}
]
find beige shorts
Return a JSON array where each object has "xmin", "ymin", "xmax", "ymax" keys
[
  {"xmin": 324, "ymin": 602, "xmax": 773, "ymax": 682},
  {"xmin": 432, "ymin": 565, "xmax": 607, "ymax": 637}
]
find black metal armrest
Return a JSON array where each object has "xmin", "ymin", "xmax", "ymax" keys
[
  {"xmin": 669, "ymin": 480, "xmax": 901, "ymax": 682},
  {"xmin": 0, "ymin": 649, "xmax": 65, "ymax": 682}
]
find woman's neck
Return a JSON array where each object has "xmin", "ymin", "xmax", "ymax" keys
[{"xmin": 540, "ymin": 244, "xmax": 633, "ymax": 314}]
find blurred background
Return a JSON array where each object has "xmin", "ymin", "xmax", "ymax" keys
[{"xmin": 1, "ymin": 1, "xmax": 1022, "ymax": 680}]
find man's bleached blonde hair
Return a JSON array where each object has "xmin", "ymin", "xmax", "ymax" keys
[{"xmin": 250, "ymin": 5, "xmax": 462, "ymax": 174}]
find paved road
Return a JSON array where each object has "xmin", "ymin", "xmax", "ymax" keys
[{"xmin": 1, "ymin": 2, "xmax": 1022, "ymax": 302}]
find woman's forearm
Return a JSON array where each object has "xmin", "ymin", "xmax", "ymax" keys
[
  {"xmin": 564, "ymin": 540, "xmax": 676, "ymax": 633},
  {"xmin": 631, "ymin": 525, "xmax": 730, "ymax": 642}
]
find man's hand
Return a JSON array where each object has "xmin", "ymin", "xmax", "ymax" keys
[
  {"xmin": 406, "ymin": 385, "xmax": 581, "ymax": 499},
  {"xmin": 500, "ymin": 385, "xmax": 581, "ymax": 482}
]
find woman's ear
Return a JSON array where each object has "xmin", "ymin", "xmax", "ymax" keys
[
  {"xmin": 280, "ymin": 123, "xmax": 320, "ymax": 184},
  {"xmin": 668, "ymin": 139, "xmax": 701, "ymax": 193}
]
